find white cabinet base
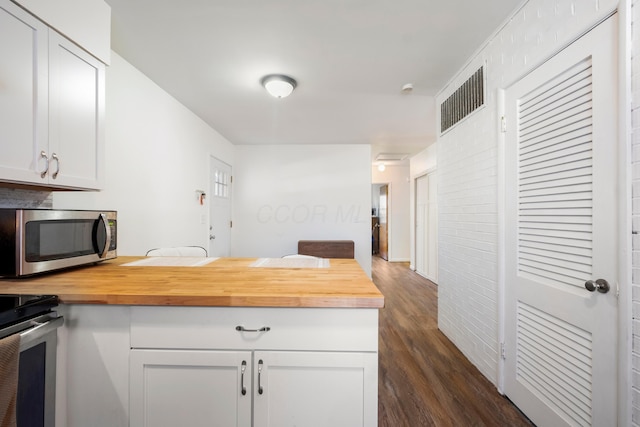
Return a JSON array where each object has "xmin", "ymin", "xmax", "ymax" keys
[
  {"xmin": 130, "ymin": 306, "xmax": 379, "ymax": 426},
  {"xmin": 130, "ymin": 350, "xmax": 252, "ymax": 427},
  {"xmin": 57, "ymin": 305, "xmax": 380, "ymax": 427},
  {"xmin": 253, "ymin": 351, "xmax": 378, "ymax": 427}
]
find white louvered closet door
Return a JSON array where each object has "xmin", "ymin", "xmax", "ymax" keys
[{"xmin": 504, "ymin": 15, "xmax": 618, "ymax": 427}]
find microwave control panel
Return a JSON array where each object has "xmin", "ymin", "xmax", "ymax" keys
[{"xmin": 108, "ymin": 219, "xmax": 117, "ymax": 250}]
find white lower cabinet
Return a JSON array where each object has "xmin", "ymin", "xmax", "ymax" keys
[
  {"xmin": 253, "ymin": 351, "xmax": 378, "ymax": 427},
  {"xmin": 129, "ymin": 349, "xmax": 376, "ymax": 427},
  {"xmin": 129, "ymin": 349, "xmax": 252, "ymax": 427},
  {"xmin": 129, "ymin": 306, "xmax": 379, "ymax": 427}
]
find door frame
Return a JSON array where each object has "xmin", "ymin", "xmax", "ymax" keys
[{"xmin": 495, "ymin": 7, "xmax": 632, "ymax": 424}]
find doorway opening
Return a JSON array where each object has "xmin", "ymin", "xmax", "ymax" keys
[{"xmin": 372, "ymin": 183, "xmax": 389, "ymax": 261}]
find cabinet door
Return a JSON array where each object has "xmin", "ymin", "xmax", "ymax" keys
[
  {"xmin": 253, "ymin": 351, "xmax": 378, "ymax": 427},
  {"xmin": 48, "ymin": 30, "xmax": 105, "ymax": 189},
  {"xmin": 0, "ymin": 0, "xmax": 48, "ymax": 184},
  {"xmin": 130, "ymin": 349, "xmax": 252, "ymax": 427}
]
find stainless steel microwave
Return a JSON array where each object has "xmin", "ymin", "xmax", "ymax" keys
[{"xmin": 0, "ymin": 209, "xmax": 117, "ymax": 277}]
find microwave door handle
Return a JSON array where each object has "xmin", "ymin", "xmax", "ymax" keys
[{"xmin": 97, "ymin": 213, "xmax": 111, "ymax": 258}]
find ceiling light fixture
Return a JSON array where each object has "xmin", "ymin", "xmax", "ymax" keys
[
  {"xmin": 261, "ymin": 74, "xmax": 297, "ymax": 98},
  {"xmin": 378, "ymin": 164, "xmax": 386, "ymax": 172},
  {"xmin": 401, "ymin": 83, "xmax": 413, "ymax": 94}
]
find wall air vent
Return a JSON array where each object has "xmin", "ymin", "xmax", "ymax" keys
[{"xmin": 440, "ymin": 66, "xmax": 484, "ymax": 133}]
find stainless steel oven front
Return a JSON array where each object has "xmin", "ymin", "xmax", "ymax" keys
[{"xmin": 1, "ymin": 312, "xmax": 63, "ymax": 427}]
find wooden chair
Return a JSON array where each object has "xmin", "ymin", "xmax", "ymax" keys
[{"xmin": 297, "ymin": 240, "xmax": 354, "ymax": 259}]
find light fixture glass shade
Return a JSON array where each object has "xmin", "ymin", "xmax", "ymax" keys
[{"xmin": 261, "ymin": 74, "xmax": 297, "ymax": 98}]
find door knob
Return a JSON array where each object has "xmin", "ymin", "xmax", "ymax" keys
[{"xmin": 584, "ymin": 279, "xmax": 610, "ymax": 293}]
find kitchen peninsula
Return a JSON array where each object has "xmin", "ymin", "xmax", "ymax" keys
[{"xmin": 1, "ymin": 257, "xmax": 384, "ymax": 427}]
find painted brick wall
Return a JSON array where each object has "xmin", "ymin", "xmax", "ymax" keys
[
  {"xmin": 437, "ymin": 0, "xmax": 617, "ymax": 384},
  {"xmin": 631, "ymin": 0, "xmax": 640, "ymax": 424}
]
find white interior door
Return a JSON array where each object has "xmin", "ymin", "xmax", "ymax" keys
[
  {"xmin": 209, "ymin": 156, "xmax": 232, "ymax": 257},
  {"xmin": 416, "ymin": 175, "xmax": 427, "ymax": 275},
  {"xmin": 504, "ymin": 15, "xmax": 618, "ymax": 427},
  {"xmin": 415, "ymin": 172, "xmax": 438, "ymax": 282}
]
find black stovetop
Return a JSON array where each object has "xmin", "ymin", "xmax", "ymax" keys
[{"xmin": 0, "ymin": 295, "xmax": 59, "ymax": 329}]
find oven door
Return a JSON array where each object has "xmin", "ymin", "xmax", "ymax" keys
[{"xmin": 7, "ymin": 314, "xmax": 64, "ymax": 427}]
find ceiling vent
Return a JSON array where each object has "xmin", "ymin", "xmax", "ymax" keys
[
  {"xmin": 375, "ymin": 153, "xmax": 410, "ymax": 162},
  {"xmin": 440, "ymin": 66, "xmax": 484, "ymax": 133}
]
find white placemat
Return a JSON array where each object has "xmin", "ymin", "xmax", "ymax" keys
[
  {"xmin": 249, "ymin": 257, "xmax": 330, "ymax": 269},
  {"xmin": 122, "ymin": 257, "xmax": 219, "ymax": 267}
]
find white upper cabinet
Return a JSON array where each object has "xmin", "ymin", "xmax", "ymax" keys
[
  {"xmin": 0, "ymin": 0, "xmax": 106, "ymax": 190},
  {"xmin": 0, "ymin": 2, "xmax": 48, "ymax": 184},
  {"xmin": 48, "ymin": 31, "xmax": 105, "ymax": 189},
  {"xmin": 11, "ymin": 0, "xmax": 111, "ymax": 64}
]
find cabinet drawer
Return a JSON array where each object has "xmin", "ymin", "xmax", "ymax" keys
[{"xmin": 130, "ymin": 306, "xmax": 378, "ymax": 352}]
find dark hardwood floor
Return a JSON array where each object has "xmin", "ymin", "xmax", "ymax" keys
[{"xmin": 373, "ymin": 256, "xmax": 532, "ymax": 427}]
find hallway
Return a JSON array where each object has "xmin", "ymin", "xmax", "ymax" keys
[{"xmin": 373, "ymin": 256, "xmax": 532, "ymax": 426}]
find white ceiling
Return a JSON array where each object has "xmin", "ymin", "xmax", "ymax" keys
[{"xmin": 105, "ymin": 0, "xmax": 522, "ymax": 162}]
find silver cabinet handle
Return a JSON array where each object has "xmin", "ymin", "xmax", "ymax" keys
[
  {"xmin": 258, "ymin": 359, "xmax": 264, "ymax": 395},
  {"xmin": 240, "ymin": 360, "xmax": 247, "ymax": 396},
  {"xmin": 39, "ymin": 150, "xmax": 49, "ymax": 178},
  {"xmin": 51, "ymin": 153, "xmax": 60, "ymax": 179},
  {"xmin": 235, "ymin": 326, "xmax": 271, "ymax": 332}
]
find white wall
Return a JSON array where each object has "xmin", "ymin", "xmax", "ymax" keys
[
  {"xmin": 232, "ymin": 144, "xmax": 373, "ymax": 276},
  {"xmin": 410, "ymin": 144, "xmax": 436, "ymax": 175},
  {"xmin": 371, "ymin": 184, "xmax": 382, "ymax": 216},
  {"xmin": 436, "ymin": 0, "xmax": 617, "ymax": 386},
  {"xmin": 409, "ymin": 144, "xmax": 437, "ymax": 271},
  {"xmin": 629, "ymin": 0, "xmax": 640, "ymax": 425},
  {"xmin": 372, "ymin": 164, "xmax": 410, "ymax": 262},
  {"xmin": 53, "ymin": 52, "xmax": 234, "ymax": 255}
]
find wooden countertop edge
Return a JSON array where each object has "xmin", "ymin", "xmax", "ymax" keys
[
  {"xmin": 1, "ymin": 257, "xmax": 385, "ymax": 308},
  {"xmin": 56, "ymin": 294, "xmax": 385, "ymax": 308}
]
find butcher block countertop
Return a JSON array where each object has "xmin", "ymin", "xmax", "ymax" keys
[{"xmin": 0, "ymin": 256, "xmax": 384, "ymax": 308}]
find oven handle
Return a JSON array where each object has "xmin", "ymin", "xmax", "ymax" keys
[{"xmin": 19, "ymin": 316, "xmax": 64, "ymax": 349}]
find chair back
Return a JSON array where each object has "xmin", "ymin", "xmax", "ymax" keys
[{"xmin": 146, "ymin": 246, "xmax": 208, "ymax": 257}]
